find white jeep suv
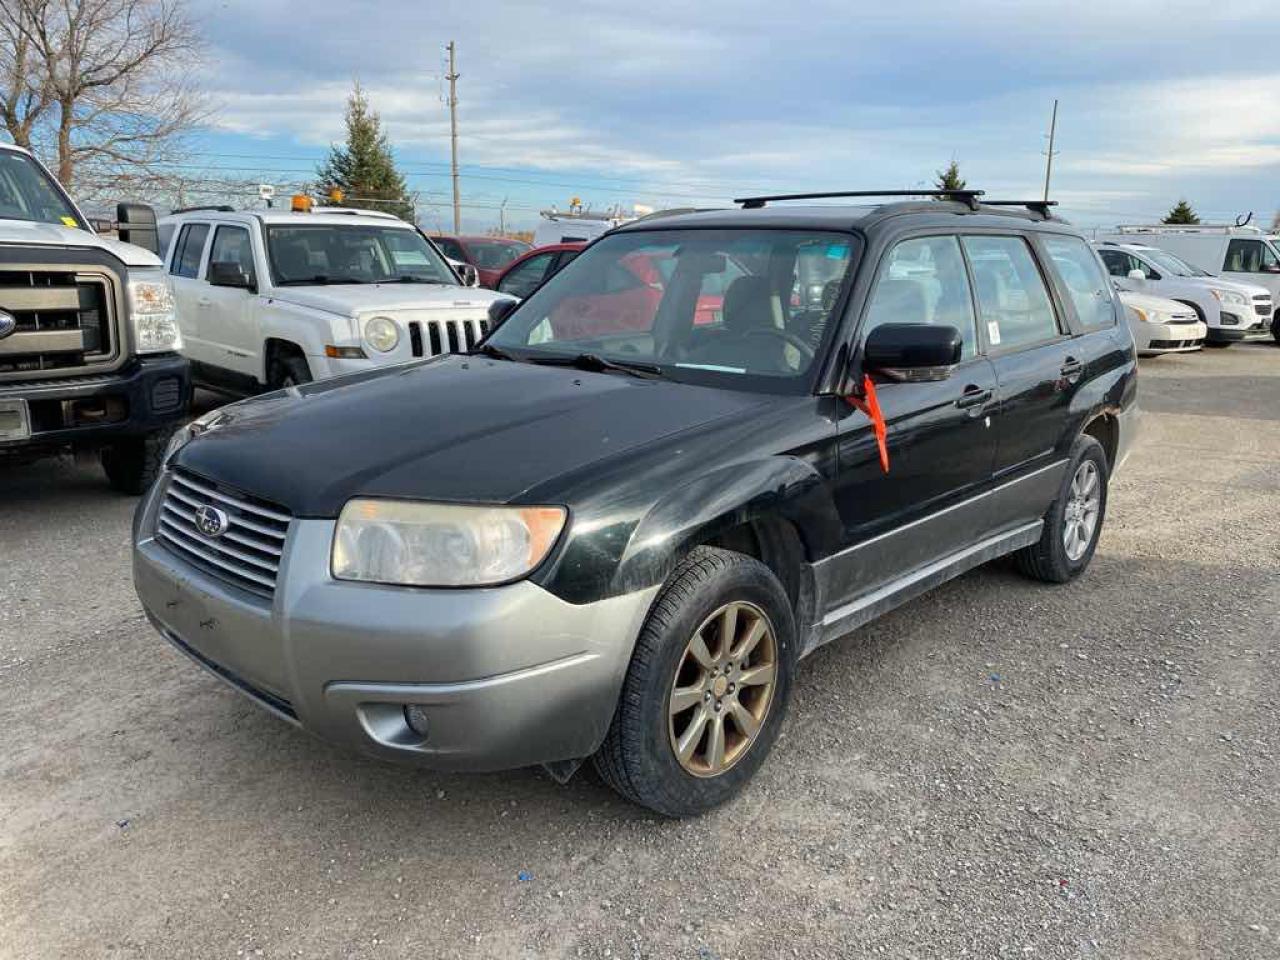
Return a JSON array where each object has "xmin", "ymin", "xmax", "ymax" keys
[
  {"xmin": 1093, "ymin": 241, "xmax": 1272, "ymax": 347},
  {"xmin": 159, "ymin": 206, "xmax": 511, "ymax": 392}
]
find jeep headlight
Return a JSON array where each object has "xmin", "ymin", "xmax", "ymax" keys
[
  {"xmin": 332, "ymin": 499, "xmax": 567, "ymax": 587},
  {"xmin": 128, "ymin": 270, "xmax": 181, "ymax": 353},
  {"xmin": 1210, "ymin": 288, "xmax": 1247, "ymax": 307},
  {"xmin": 363, "ymin": 316, "xmax": 400, "ymax": 353}
]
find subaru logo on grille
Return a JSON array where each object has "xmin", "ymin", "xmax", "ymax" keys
[
  {"xmin": 194, "ymin": 505, "xmax": 230, "ymax": 538},
  {"xmin": 0, "ymin": 310, "xmax": 15, "ymax": 340}
]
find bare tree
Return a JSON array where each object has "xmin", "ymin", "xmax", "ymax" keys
[
  {"xmin": 0, "ymin": 0, "xmax": 206, "ymax": 191},
  {"xmin": 0, "ymin": 2, "xmax": 51, "ymax": 148}
]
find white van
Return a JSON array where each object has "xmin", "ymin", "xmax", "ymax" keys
[
  {"xmin": 1092, "ymin": 241, "xmax": 1274, "ymax": 346},
  {"xmin": 1096, "ymin": 225, "xmax": 1280, "ymax": 342}
]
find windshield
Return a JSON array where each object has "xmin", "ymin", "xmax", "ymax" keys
[
  {"xmin": 466, "ymin": 239, "xmax": 529, "ymax": 269},
  {"xmin": 266, "ymin": 224, "xmax": 457, "ymax": 285},
  {"xmin": 487, "ymin": 228, "xmax": 858, "ymax": 390},
  {"xmin": 1144, "ymin": 248, "xmax": 1210, "ymax": 277},
  {"xmin": 0, "ymin": 150, "xmax": 84, "ymax": 228}
]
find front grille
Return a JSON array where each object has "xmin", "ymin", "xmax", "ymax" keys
[
  {"xmin": 156, "ymin": 468, "xmax": 291, "ymax": 599},
  {"xmin": 1255, "ymin": 302, "xmax": 1272, "ymax": 317},
  {"xmin": 1150, "ymin": 338, "xmax": 1202, "ymax": 349},
  {"xmin": 0, "ymin": 270, "xmax": 116, "ymax": 375},
  {"xmin": 410, "ymin": 317, "xmax": 490, "ymax": 357}
]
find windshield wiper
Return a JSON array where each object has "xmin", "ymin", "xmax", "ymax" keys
[
  {"xmin": 388, "ymin": 275, "xmax": 443, "ymax": 284},
  {"xmin": 276, "ymin": 275, "xmax": 366, "ymax": 286},
  {"xmin": 473, "ymin": 343, "xmax": 519, "ymax": 362},
  {"xmin": 526, "ymin": 352, "xmax": 665, "ymax": 379}
]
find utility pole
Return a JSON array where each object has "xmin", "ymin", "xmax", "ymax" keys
[
  {"xmin": 446, "ymin": 41, "xmax": 461, "ymax": 233},
  {"xmin": 499, "ymin": 197, "xmax": 507, "ymax": 235},
  {"xmin": 1042, "ymin": 98, "xmax": 1059, "ymax": 202}
]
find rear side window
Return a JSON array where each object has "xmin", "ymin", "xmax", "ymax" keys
[
  {"xmin": 1043, "ymin": 235, "xmax": 1115, "ymax": 329},
  {"xmin": 863, "ymin": 236, "xmax": 977, "ymax": 359},
  {"xmin": 962, "ymin": 236, "xmax": 1060, "ymax": 350},
  {"xmin": 497, "ymin": 251, "xmax": 557, "ymax": 299},
  {"xmin": 170, "ymin": 223, "xmax": 209, "ymax": 279}
]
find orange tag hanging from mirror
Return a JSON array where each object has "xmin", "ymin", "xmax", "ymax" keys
[{"xmin": 845, "ymin": 375, "xmax": 889, "ymax": 473}]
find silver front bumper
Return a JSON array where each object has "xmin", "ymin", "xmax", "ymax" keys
[{"xmin": 132, "ymin": 476, "xmax": 658, "ymax": 771}]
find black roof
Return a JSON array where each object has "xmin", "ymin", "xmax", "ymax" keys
[{"xmin": 613, "ymin": 199, "xmax": 1070, "ymax": 236}]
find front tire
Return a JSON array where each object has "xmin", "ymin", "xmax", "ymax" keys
[
  {"xmin": 101, "ymin": 427, "xmax": 173, "ymax": 495},
  {"xmin": 269, "ymin": 354, "xmax": 312, "ymax": 389},
  {"xmin": 594, "ymin": 547, "xmax": 796, "ymax": 817},
  {"xmin": 1013, "ymin": 434, "xmax": 1109, "ymax": 583}
]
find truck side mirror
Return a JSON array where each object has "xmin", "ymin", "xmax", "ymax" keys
[
  {"xmin": 208, "ymin": 261, "xmax": 256, "ymax": 292},
  {"xmin": 861, "ymin": 323, "xmax": 961, "ymax": 382},
  {"xmin": 117, "ymin": 202, "xmax": 159, "ymax": 256}
]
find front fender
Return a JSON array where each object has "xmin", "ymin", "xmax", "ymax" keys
[{"xmin": 609, "ymin": 455, "xmax": 842, "ymax": 597}]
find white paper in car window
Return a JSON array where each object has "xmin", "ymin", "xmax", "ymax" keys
[
  {"xmin": 987, "ymin": 320, "xmax": 1002, "ymax": 345},
  {"xmin": 392, "ymin": 250, "xmax": 430, "ymax": 266}
]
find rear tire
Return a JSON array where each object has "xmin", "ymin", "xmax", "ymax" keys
[
  {"xmin": 1013, "ymin": 434, "xmax": 1108, "ymax": 584},
  {"xmin": 269, "ymin": 353, "xmax": 312, "ymax": 388},
  {"xmin": 594, "ymin": 547, "xmax": 796, "ymax": 818},
  {"xmin": 101, "ymin": 427, "xmax": 173, "ymax": 495}
]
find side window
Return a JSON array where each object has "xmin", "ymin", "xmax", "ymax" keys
[
  {"xmin": 1042, "ymin": 235, "xmax": 1115, "ymax": 329},
  {"xmin": 863, "ymin": 235, "xmax": 977, "ymax": 359},
  {"xmin": 1224, "ymin": 238, "xmax": 1280, "ymax": 273},
  {"xmin": 170, "ymin": 223, "xmax": 209, "ymax": 279},
  {"xmin": 206, "ymin": 226, "xmax": 256, "ymax": 283},
  {"xmin": 1097, "ymin": 249, "xmax": 1130, "ymax": 278},
  {"xmin": 434, "ymin": 237, "xmax": 466, "ymax": 262},
  {"xmin": 497, "ymin": 252, "xmax": 556, "ymax": 299},
  {"xmin": 961, "ymin": 236, "xmax": 1061, "ymax": 350}
]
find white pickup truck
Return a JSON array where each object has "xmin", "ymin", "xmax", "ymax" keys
[{"xmin": 158, "ymin": 205, "xmax": 512, "ymax": 393}]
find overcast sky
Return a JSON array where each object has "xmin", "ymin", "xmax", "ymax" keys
[{"xmin": 190, "ymin": 0, "xmax": 1280, "ymax": 232}]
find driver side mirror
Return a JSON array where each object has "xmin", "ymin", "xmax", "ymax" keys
[
  {"xmin": 862, "ymin": 323, "xmax": 961, "ymax": 382},
  {"xmin": 487, "ymin": 297, "xmax": 519, "ymax": 329},
  {"xmin": 208, "ymin": 261, "xmax": 255, "ymax": 292},
  {"xmin": 455, "ymin": 263, "xmax": 480, "ymax": 287}
]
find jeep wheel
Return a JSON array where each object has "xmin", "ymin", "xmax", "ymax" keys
[
  {"xmin": 101, "ymin": 427, "xmax": 173, "ymax": 495},
  {"xmin": 1271, "ymin": 312, "xmax": 1280, "ymax": 344},
  {"xmin": 594, "ymin": 547, "xmax": 795, "ymax": 817},
  {"xmin": 1013, "ymin": 434, "xmax": 1108, "ymax": 583},
  {"xmin": 270, "ymin": 354, "xmax": 312, "ymax": 389}
]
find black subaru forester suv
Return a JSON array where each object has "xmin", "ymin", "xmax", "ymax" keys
[{"xmin": 133, "ymin": 190, "xmax": 1138, "ymax": 817}]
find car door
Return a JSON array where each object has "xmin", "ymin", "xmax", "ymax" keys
[
  {"xmin": 496, "ymin": 250, "xmax": 558, "ymax": 299},
  {"xmin": 200, "ymin": 224, "xmax": 262, "ymax": 382},
  {"xmin": 167, "ymin": 222, "xmax": 213, "ymax": 365},
  {"xmin": 963, "ymin": 234, "xmax": 1081, "ymax": 521},
  {"xmin": 827, "ymin": 234, "xmax": 999, "ymax": 609}
]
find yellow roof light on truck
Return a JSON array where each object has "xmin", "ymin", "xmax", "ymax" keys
[{"xmin": 291, "ymin": 194, "xmax": 313, "ymax": 213}]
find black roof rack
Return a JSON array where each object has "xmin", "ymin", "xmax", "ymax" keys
[
  {"xmin": 734, "ymin": 189, "xmax": 985, "ymax": 211},
  {"xmin": 982, "ymin": 199, "xmax": 1059, "ymax": 219},
  {"xmin": 171, "ymin": 204, "xmax": 234, "ymax": 214}
]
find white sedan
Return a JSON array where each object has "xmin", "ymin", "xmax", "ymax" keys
[{"xmin": 1117, "ymin": 288, "xmax": 1207, "ymax": 356}]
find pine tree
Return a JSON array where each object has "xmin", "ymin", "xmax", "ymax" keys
[
  {"xmin": 1163, "ymin": 199, "xmax": 1200, "ymax": 225},
  {"xmin": 316, "ymin": 83, "xmax": 413, "ymax": 221},
  {"xmin": 932, "ymin": 160, "xmax": 966, "ymax": 198}
]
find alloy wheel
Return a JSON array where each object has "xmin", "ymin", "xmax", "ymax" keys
[
  {"xmin": 1062, "ymin": 459, "xmax": 1101, "ymax": 562},
  {"xmin": 667, "ymin": 601, "xmax": 778, "ymax": 778}
]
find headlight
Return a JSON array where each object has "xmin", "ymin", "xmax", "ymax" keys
[
  {"xmin": 1210, "ymin": 288, "xmax": 1247, "ymax": 306},
  {"xmin": 1131, "ymin": 307, "xmax": 1167, "ymax": 324},
  {"xmin": 332, "ymin": 499, "xmax": 567, "ymax": 587},
  {"xmin": 363, "ymin": 316, "xmax": 400, "ymax": 353},
  {"xmin": 128, "ymin": 271, "xmax": 181, "ymax": 353}
]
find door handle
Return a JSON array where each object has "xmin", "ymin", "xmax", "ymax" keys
[
  {"xmin": 955, "ymin": 385, "xmax": 992, "ymax": 413},
  {"xmin": 1060, "ymin": 357, "xmax": 1084, "ymax": 382}
]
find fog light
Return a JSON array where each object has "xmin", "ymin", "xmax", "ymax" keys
[{"xmin": 404, "ymin": 704, "xmax": 430, "ymax": 738}]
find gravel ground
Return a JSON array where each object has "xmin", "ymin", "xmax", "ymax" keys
[{"xmin": 1, "ymin": 347, "xmax": 1278, "ymax": 960}]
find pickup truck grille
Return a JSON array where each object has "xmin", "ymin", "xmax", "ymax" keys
[
  {"xmin": 0, "ymin": 270, "xmax": 118, "ymax": 376},
  {"xmin": 409, "ymin": 317, "xmax": 490, "ymax": 357},
  {"xmin": 156, "ymin": 468, "xmax": 291, "ymax": 600}
]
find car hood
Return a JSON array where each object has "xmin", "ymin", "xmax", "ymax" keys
[
  {"xmin": 267, "ymin": 283, "xmax": 512, "ymax": 318},
  {"xmin": 0, "ymin": 218, "xmax": 163, "ymax": 267},
  {"xmin": 1117, "ymin": 290, "xmax": 1197, "ymax": 315},
  {"xmin": 1208, "ymin": 277, "xmax": 1272, "ymax": 298},
  {"xmin": 174, "ymin": 355, "xmax": 771, "ymax": 517}
]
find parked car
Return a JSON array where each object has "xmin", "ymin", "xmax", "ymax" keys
[
  {"xmin": 1093, "ymin": 241, "xmax": 1272, "ymax": 346},
  {"xmin": 1096, "ymin": 224, "xmax": 1280, "ymax": 342},
  {"xmin": 493, "ymin": 242, "xmax": 585, "ymax": 299},
  {"xmin": 1115, "ymin": 288, "xmax": 1206, "ymax": 355},
  {"xmin": 0, "ymin": 143, "xmax": 189, "ymax": 493},
  {"xmin": 159, "ymin": 206, "xmax": 512, "ymax": 394},
  {"xmin": 429, "ymin": 234, "xmax": 530, "ymax": 288},
  {"xmin": 134, "ymin": 191, "xmax": 1137, "ymax": 817}
]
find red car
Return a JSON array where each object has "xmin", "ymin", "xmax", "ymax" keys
[
  {"xmin": 493, "ymin": 242, "xmax": 587, "ymax": 299},
  {"xmin": 430, "ymin": 234, "xmax": 531, "ymax": 288}
]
